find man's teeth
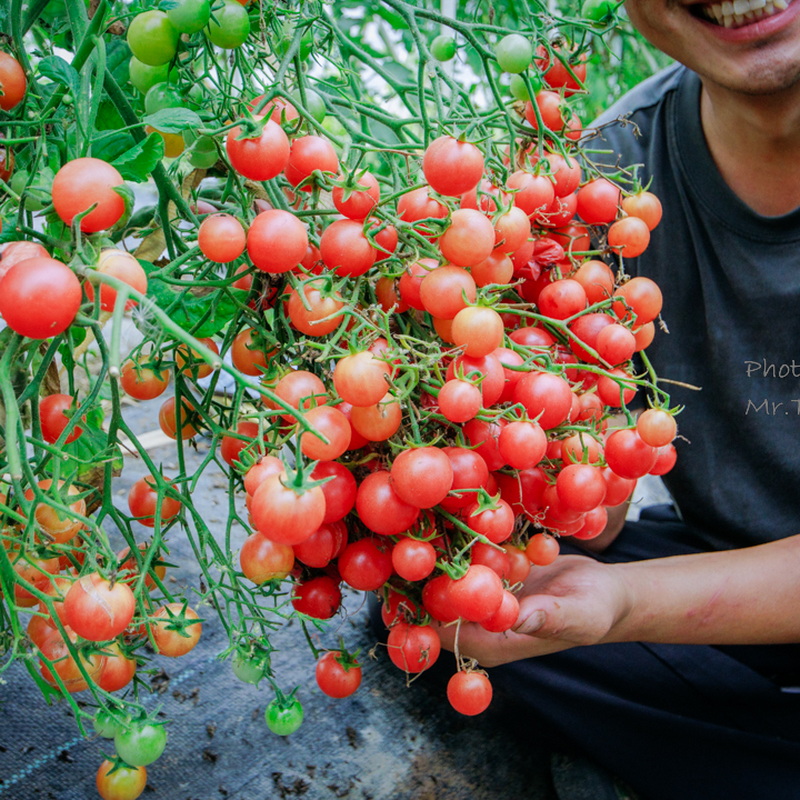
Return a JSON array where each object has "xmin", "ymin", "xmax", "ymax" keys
[{"xmin": 700, "ymin": 0, "xmax": 789, "ymax": 27}]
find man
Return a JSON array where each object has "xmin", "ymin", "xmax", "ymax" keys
[{"xmin": 438, "ymin": 2, "xmax": 800, "ymax": 798}]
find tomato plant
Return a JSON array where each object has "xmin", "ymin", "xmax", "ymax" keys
[{"xmin": 0, "ymin": 1, "xmax": 676, "ymax": 785}]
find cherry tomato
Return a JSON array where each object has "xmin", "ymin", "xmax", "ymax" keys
[
  {"xmin": 423, "ymin": 135, "xmax": 484, "ymax": 197},
  {"xmin": 52, "ymin": 158, "xmax": 126, "ymax": 232},
  {"xmin": 64, "ymin": 573, "xmax": 136, "ymax": 642},
  {"xmin": 447, "ymin": 671, "xmax": 493, "ymax": 716},
  {"xmin": 265, "ymin": 695, "xmax": 304, "ymax": 736},
  {"xmin": 151, "ymin": 603, "xmax": 202, "ymax": 657},
  {"xmin": 0, "ymin": 51, "xmax": 26, "ymax": 110},
  {"xmin": 226, "ymin": 120, "xmax": 290, "ymax": 182},
  {"xmin": 315, "ymin": 651, "xmax": 362, "ymax": 698},
  {"xmin": 39, "ymin": 393, "xmax": 83, "ymax": 444},
  {"xmin": 96, "ymin": 759, "xmax": 147, "ymax": 800},
  {"xmin": 127, "ymin": 11, "xmax": 179, "ymax": 66},
  {"xmin": 0, "ymin": 257, "xmax": 81, "ymax": 339},
  {"xmin": 198, "ymin": 213, "xmax": 246, "ymax": 263},
  {"xmin": 114, "ymin": 721, "xmax": 168, "ymax": 767}
]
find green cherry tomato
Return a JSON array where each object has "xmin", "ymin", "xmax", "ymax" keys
[
  {"xmin": 144, "ymin": 82, "xmax": 183, "ymax": 115},
  {"xmin": 93, "ymin": 708, "xmax": 125, "ymax": 739},
  {"xmin": 495, "ymin": 33, "xmax": 533, "ymax": 74},
  {"xmin": 508, "ymin": 72, "xmax": 542, "ymax": 102},
  {"xmin": 231, "ymin": 649, "xmax": 270, "ymax": 685},
  {"xmin": 10, "ymin": 166, "xmax": 54, "ymax": 211},
  {"xmin": 264, "ymin": 696, "xmax": 304, "ymax": 736},
  {"xmin": 430, "ymin": 34, "xmax": 456, "ymax": 62},
  {"xmin": 303, "ymin": 89, "xmax": 327, "ymax": 123},
  {"xmin": 206, "ymin": 0, "xmax": 251, "ymax": 49},
  {"xmin": 167, "ymin": 0, "xmax": 211, "ymax": 34},
  {"xmin": 127, "ymin": 11, "xmax": 180, "ymax": 67},
  {"xmin": 114, "ymin": 722, "xmax": 168, "ymax": 767},
  {"xmin": 581, "ymin": 0, "xmax": 621, "ymax": 23},
  {"xmin": 129, "ymin": 57, "xmax": 176, "ymax": 94}
]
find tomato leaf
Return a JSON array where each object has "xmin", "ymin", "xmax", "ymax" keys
[
  {"xmin": 112, "ymin": 132, "xmax": 165, "ymax": 182},
  {"xmin": 143, "ymin": 108, "xmax": 204, "ymax": 134},
  {"xmin": 37, "ymin": 55, "xmax": 80, "ymax": 97},
  {"xmin": 142, "ymin": 263, "xmax": 246, "ymax": 337}
]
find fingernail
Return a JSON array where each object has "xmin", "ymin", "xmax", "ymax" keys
[{"xmin": 515, "ymin": 609, "xmax": 545, "ymax": 635}]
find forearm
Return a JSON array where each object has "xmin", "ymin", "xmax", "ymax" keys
[{"xmin": 607, "ymin": 534, "xmax": 800, "ymax": 645}]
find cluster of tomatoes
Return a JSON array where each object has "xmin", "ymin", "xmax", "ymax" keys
[{"xmin": 0, "ymin": 13, "xmax": 677, "ymax": 798}]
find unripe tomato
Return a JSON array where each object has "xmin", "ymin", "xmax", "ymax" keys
[{"xmin": 127, "ymin": 11, "xmax": 179, "ymax": 67}]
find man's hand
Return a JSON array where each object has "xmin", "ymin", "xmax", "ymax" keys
[
  {"xmin": 437, "ymin": 535, "xmax": 800, "ymax": 667},
  {"xmin": 437, "ymin": 555, "xmax": 633, "ymax": 667}
]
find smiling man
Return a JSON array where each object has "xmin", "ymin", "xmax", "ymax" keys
[{"xmin": 435, "ymin": 3, "xmax": 800, "ymax": 799}]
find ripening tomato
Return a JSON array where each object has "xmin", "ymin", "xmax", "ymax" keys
[
  {"xmin": 447, "ymin": 671, "xmax": 493, "ymax": 716},
  {"xmin": 120, "ymin": 356, "xmax": 170, "ymax": 400},
  {"xmin": 97, "ymin": 642, "xmax": 137, "ymax": 692},
  {"xmin": 390, "ymin": 446, "xmax": 454, "ymax": 509},
  {"xmin": 556, "ymin": 463, "xmax": 606, "ymax": 512},
  {"xmin": 356, "ymin": 470, "xmax": 420, "ymax": 535},
  {"xmin": 247, "ymin": 209, "xmax": 308, "ymax": 273},
  {"xmin": 620, "ymin": 190, "xmax": 663, "ymax": 231},
  {"xmin": 250, "ymin": 472, "xmax": 326, "ymax": 545},
  {"xmin": 158, "ymin": 395, "xmax": 199, "ymax": 440},
  {"xmin": 525, "ymin": 91, "xmax": 565, "ymax": 132},
  {"xmin": 198, "ymin": 214, "xmax": 246, "ymax": 263},
  {"xmin": 240, "ymin": 533, "xmax": 295, "ymax": 583},
  {"xmin": 612, "ymin": 276, "xmax": 663, "ymax": 325},
  {"xmin": 525, "ymin": 532, "xmax": 560, "ymax": 566},
  {"xmin": 419, "ymin": 266, "xmax": 477, "ymax": 320},
  {"xmin": 332, "ymin": 171, "xmax": 380, "ymax": 219},
  {"xmin": 151, "ymin": 603, "xmax": 202, "ymax": 657},
  {"xmin": 386, "ymin": 621, "xmax": 441, "ymax": 673},
  {"xmin": 338, "ymin": 537, "xmax": 393, "ymax": 591},
  {"xmin": 175, "ymin": 337, "xmax": 220, "ymax": 380},
  {"xmin": 299, "ymin": 405, "xmax": 351, "ymax": 461},
  {"xmin": 39, "ymin": 393, "xmax": 83, "ymax": 444},
  {"xmin": 310, "ymin": 461, "xmax": 357, "ymax": 523},
  {"xmin": 438, "ymin": 208, "xmax": 495, "ymax": 267},
  {"xmin": 27, "ymin": 478, "xmax": 86, "ymax": 544},
  {"xmin": 226, "ymin": 119, "xmax": 290, "ymax": 181},
  {"xmin": 333, "ymin": 351, "xmax": 391, "ymax": 407},
  {"xmin": 286, "ymin": 279, "xmax": 345, "ymax": 336},
  {"xmin": 268, "ymin": 369, "xmax": 327, "ymax": 423},
  {"xmin": 0, "ymin": 52, "xmax": 27, "ymax": 110},
  {"xmin": 349, "ymin": 393, "xmax": 402, "ymax": 442},
  {"xmin": 397, "ymin": 187, "xmax": 448, "ymax": 237},
  {"xmin": 422, "ymin": 136, "xmax": 484, "ymax": 197},
  {"xmin": 319, "ymin": 218, "xmax": 378, "ymax": 277},
  {"xmin": 96, "ymin": 759, "xmax": 147, "ymax": 800},
  {"xmin": 0, "ymin": 257, "xmax": 82, "ymax": 339},
  {"xmin": 285, "ymin": 135, "xmax": 339, "ymax": 188},
  {"xmin": 291, "ymin": 574, "xmax": 342, "ymax": 619},
  {"xmin": 64, "ymin": 573, "xmax": 136, "ymax": 642},
  {"xmin": 507, "ymin": 170, "xmax": 555, "ymax": 217},
  {"xmin": 498, "ymin": 420, "xmax": 547, "ymax": 470},
  {"xmin": 636, "ymin": 408, "xmax": 678, "ymax": 447},
  {"xmin": 220, "ymin": 420, "xmax": 261, "ymax": 466},
  {"xmin": 38, "ymin": 625, "xmax": 105, "ymax": 691},
  {"xmin": 52, "ymin": 158, "xmax": 126, "ymax": 232},
  {"xmin": 451, "ymin": 306, "xmax": 504, "ymax": 357},
  {"xmin": 86, "ymin": 249, "xmax": 147, "ymax": 312},
  {"xmin": 607, "ymin": 216, "xmax": 651, "ymax": 259},
  {"xmin": 315, "ymin": 651, "xmax": 362, "ymax": 698},
  {"xmin": 576, "ymin": 178, "xmax": 621, "ymax": 225}
]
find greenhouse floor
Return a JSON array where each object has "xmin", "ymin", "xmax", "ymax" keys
[{"xmin": 0, "ymin": 397, "xmax": 662, "ymax": 800}]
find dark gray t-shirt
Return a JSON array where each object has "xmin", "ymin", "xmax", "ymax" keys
[{"xmin": 590, "ymin": 64, "xmax": 800, "ymax": 550}]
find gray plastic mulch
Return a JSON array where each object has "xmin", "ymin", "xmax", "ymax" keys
[{"xmin": 0, "ymin": 398, "xmax": 558, "ymax": 800}]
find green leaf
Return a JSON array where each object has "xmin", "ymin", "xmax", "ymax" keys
[
  {"xmin": 38, "ymin": 55, "xmax": 80, "ymax": 97},
  {"xmin": 143, "ymin": 107, "xmax": 203, "ymax": 134},
  {"xmin": 111, "ymin": 132, "xmax": 165, "ymax": 182},
  {"xmin": 142, "ymin": 264, "xmax": 246, "ymax": 338}
]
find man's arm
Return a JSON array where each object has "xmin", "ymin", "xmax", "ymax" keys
[{"xmin": 437, "ymin": 534, "xmax": 800, "ymax": 668}]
